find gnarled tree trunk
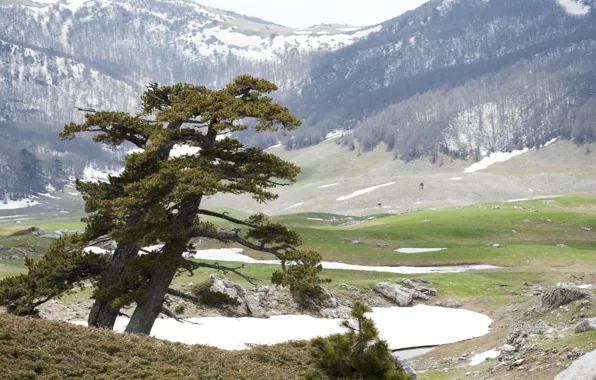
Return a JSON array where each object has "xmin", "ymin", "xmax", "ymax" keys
[
  {"xmin": 88, "ymin": 243, "xmax": 140, "ymax": 329},
  {"xmin": 125, "ymin": 196, "xmax": 202, "ymax": 334}
]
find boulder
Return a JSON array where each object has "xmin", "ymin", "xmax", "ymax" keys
[
  {"xmin": 374, "ymin": 283, "xmax": 414, "ymax": 306},
  {"xmin": 209, "ymin": 275, "xmax": 247, "ymax": 300},
  {"xmin": 319, "ymin": 288, "xmax": 352, "ymax": 319},
  {"xmin": 555, "ymin": 349, "xmax": 596, "ymax": 380},
  {"xmin": 575, "ymin": 318, "xmax": 596, "ymax": 334},
  {"xmin": 542, "ymin": 286, "xmax": 590, "ymax": 309}
]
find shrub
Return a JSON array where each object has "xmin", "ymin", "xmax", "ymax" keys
[{"xmin": 306, "ymin": 301, "xmax": 412, "ymax": 380}]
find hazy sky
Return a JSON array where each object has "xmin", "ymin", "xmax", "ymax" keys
[{"xmin": 198, "ymin": 0, "xmax": 431, "ymax": 28}]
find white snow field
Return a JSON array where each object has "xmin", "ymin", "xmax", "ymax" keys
[
  {"xmin": 124, "ymin": 246, "xmax": 500, "ymax": 274},
  {"xmin": 73, "ymin": 305, "xmax": 493, "ymax": 351},
  {"xmin": 469, "ymin": 349, "xmax": 500, "ymax": 366},
  {"xmin": 395, "ymin": 248, "xmax": 447, "ymax": 253},
  {"xmin": 464, "ymin": 148, "xmax": 529, "ymax": 173},
  {"xmin": 337, "ymin": 182, "xmax": 396, "ymax": 201},
  {"xmin": 0, "ymin": 198, "xmax": 40, "ymax": 210}
]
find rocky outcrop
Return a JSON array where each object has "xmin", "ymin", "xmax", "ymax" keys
[
  {"xmin": 575, "ymin": 318, "xmax": 596, "ymax": 334},
  {"xmin": 373, "ymin": 279, "xmax": 437, "ymax": 306},
  {"xmin": 541, "ymin": 286, "xmax": 590, "ymax": 309},
  {"xmin": 207, "ymin": 275, "xmax": 351, "ymax": 319},
  {"xmin": 374, "ymin": 283, "xmax": 414, "ymax": 306},
  {"xmin": 555, "ymin": 349, "xmax": 596, "ymax": 380}
]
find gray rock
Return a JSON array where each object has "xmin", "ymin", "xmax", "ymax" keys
[
  {"xmin": 0, "ymin": 245, "xmax": 7, "ymax": 251},
  {"xmin": 40, "ymin": 233, "xmax": 62, "ymax": 239},
  {"xmin": 487, "ymin": 242, "xmax": 503, "ymax": 247},
  {"xmin": 434, "ymin": 299, "xmax": 462, "ymax": 308},
  {"xmin": 339, "ymin": 283, "xmax": 358, "ymax": 291},
  {"xmin": 374, "ymin": 283, "xmax": 414, "ymax": 306},
  {"xmin": 209, "ymin": 275, "xmax": 247, "ymax": 300},
  {"xmin": 522, "ymin": 219, "xmax": 531, "ymax": 223},
  {"xmin": 555, "ymin": 349, "xmax": 596, "ymax": 380},
  {"xmin": 575, "ymin": 318, "xmax": 596, "ymax": 334},
  {"xmin": 580, "ymin": 226, "xmax": 593, "ymax": 231},
  {"xmin": 500, "ymin": 344, "xmax": 516, "ymax": 353},
  {"xmin": 319, "ymin": 288, "xmax": 352, "ymax": 319},
  {"xmin": 542, "ymin": 287, "xmax": 590, "ymax": 309},
  {"xmin": 246, "ymin": 293, "xmax": 267, "ymax": 318}
]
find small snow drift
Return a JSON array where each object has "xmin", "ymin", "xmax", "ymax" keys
[
  {"xmin": 73, "ymin": 305, "xmax": 493, "ymax": 351},
  {"xmin": 286, "ymin": 202, "xmax": 305, "ymax": 210},
  {"xmin": 83, "ymin": 246, "xmax": 111, "ymax": 254},
  {"xmin": 395, "ymin": 248, "xmax": 447, "ymax": 254},
  {"xmin": 83, "ymin": 166, "xmax": 122, "ymax": 182},
  {"xmin": 557, "ymin": 0, "xmax": 591, "ymax": 15},
  {"xmin": 450, "ymin": 177, "xmax": 462, "ymax": 181},
  {"xmin": 169, "ymin": 144, "xmax": 201, "ymax": 158},
  {"xmin": 464, "ymin": 148, "xmax": 529, "ymax": 173},
  {"xmin": 337, "ymin": 182, "xmax": 396, "ymax": 201},
  {"xmin": 469, "ymin": 349, "xmax": 500, "ymax": 366},
  {"xmin": 319, "ymin": 183, "xmax": 339, "ymax": 189}
]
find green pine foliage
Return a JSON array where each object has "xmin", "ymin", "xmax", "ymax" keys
[
  {"xmin": 306, "ymin": 301, "xmax": 412, "ymax": 380},
  {"xmin": 0, "ymin": 234, "xmax": 109, "ymax": 316}
]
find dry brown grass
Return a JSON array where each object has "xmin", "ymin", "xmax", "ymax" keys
[{"xmin": 0, "ymin": 314, "xmax": 314, "ymax": 379}]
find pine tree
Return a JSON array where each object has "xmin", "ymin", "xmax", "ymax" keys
[
  {"xmin": 307, "ymin": 301, "xmax": 412, "ymax": 380},
  {"xmin": 0, "ymin": 76, "xmax": 329, "ymax": 334}
]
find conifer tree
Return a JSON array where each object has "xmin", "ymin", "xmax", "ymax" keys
[
  {"xmin": 0, "ymin": 76, "xmax": 328, "ymax": 334},
  {"xmin": 307, "ymin": 301, "xmax": 411, "ymax": 380}
]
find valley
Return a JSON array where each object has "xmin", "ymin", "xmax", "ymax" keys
[{"xmin": 2, "ymin": 170, "xmax": 596, "ymax": 378}]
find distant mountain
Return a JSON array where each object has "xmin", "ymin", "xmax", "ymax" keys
[
  {"xmin": 0, "ymin": 0, "xmax": 377, "ymax": 197},
  {"xmin": 292, "ymin": 0, "xmax": 596, "ymax": 160},
  {"xmin": 1, "ymin": 0, "xmax": 596, "ymax": 199}
]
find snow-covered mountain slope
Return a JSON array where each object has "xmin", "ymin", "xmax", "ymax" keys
[
  {"xmin": 293, "ymin": 0, "xmax": 596, "ymax": 158},
  {"xmin": 0, "ymin": 0, "xmax": 378, "ymax": 126},
  {"xmin": 3, "ymin": 0, "xmax": 596, "ymax": 198}
]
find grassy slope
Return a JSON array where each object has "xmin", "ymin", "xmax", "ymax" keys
[{"xmin": 1, "ymin": 196, "xmax": 596, "ymax": 379}]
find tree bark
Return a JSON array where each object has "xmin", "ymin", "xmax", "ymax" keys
[
  {"xmin": 88, "ymin": 243, "xmax": 140, "ymax": 329},
  {"xmin": 125, "ymin": 196, "xmax": 202, "ymax": 334},
  {"xmin": 123, "ymin": 250, "xmax": 180, "ymax": 334}
]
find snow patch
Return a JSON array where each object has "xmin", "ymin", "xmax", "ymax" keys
[
  {"xmin": 38, "ymin": 193, "xmax": 61, "ymax": 199},
  {"xmin": 83, "ymin": 246, "xmax": 110, "ymax": 254},
  {"xmin": 307, "ymin": 218, "xmax": 324, "ymax": 221},
  {"xmin": 73, "ymin": 304, "xmax": 492, "ymax": 351},
  {"xmin": 324, "ymin": 129, "xmax": 353, "ymax": 141},
  {"xmin": 286, "ymin": 202, "xmax": 304, "ymax": 210},
  {"xmin": 82, "ymin": 166, "xmax": 122, "ymax": 182},
  {"xmin": 170, "ymin": 145, "xmax": 201, "ymax": 158},
  {"xmin": 395, "ymin": 248, "xmax": 447, "ymax": 254},
  {"xmin": 557, "ymin": 0, "xmax": 591, "ymax": 15},
  {"xmin": 450, "ymin": 177, "xmax": 462, "ymax": 181},
  {"xmin": 464, "ymin": 148, "xmax": 529, "ymax": 173},
  {"xmin": 469, "ymin": 349, "xmax": 500, "ymax": 366},
  {"xmin": 337, "ymin": 182, "xmax": 396, "ymax": 201},
  {"xmin": 319, "ymin": 183, "xmax": 339, "ymax": 189}
]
